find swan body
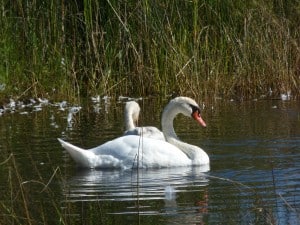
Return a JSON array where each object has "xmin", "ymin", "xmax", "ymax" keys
[
  {"xmin": 58, "ymin": 96, "xmax": 209, "ymax": 169},
  {"xmin": 58, "ymin": 136, "xmax": 191, "ymax": 169},
  {"xmin": 123, "ymin": 101, "xmax": 165, "ymax": 140}
]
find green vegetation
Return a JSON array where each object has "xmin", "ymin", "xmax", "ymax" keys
[{"xmin": 0, "ymin": 0, "xmax": 299, "ymax": 100}]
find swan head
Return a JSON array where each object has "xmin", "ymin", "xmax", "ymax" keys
[
  {"xmin": 190, "ymin": 103, "xmax": 206, "ymax": 127},
  {"xmin": 169, "ymin": 97, "xmax": 206, "ymax": 127}
]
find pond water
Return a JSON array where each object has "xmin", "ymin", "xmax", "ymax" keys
[{"xmin": 0, "ymin": 97, "xmax": 300, "ymax": 225}]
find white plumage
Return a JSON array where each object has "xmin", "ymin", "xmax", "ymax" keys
[
  {"xmin": 58, "ymin": 96, "xmax": 209, "ymax": 169},
  {"xmin": 123, "ymin": 101, "xmax": 165, "ymax": 140}
]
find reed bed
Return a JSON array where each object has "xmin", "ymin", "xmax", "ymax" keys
[{"xmin": 0, "ymin": 0, "xmax": 299, "ymax": 101}]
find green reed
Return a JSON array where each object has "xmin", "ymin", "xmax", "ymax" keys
[
  {"xmin": 0, "ymin": 0, "xmax": 299, "ymax": 100},
  {"xmin": 0, "ymin": 154, "xmax": 67, "ymax": 225}
]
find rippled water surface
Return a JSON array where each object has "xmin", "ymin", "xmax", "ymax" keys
[{"xmin": 0, "ymin": 97, "xmax": 300, "ymax": 224}]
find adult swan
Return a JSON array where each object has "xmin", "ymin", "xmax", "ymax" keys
[{"xmin": 58, "ymin": 97, "xmax": 209, "ymax": 169}]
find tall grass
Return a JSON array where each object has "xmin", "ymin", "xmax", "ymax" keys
[
  {"xmin": 0, "ymin": 0, "xmax": 299, "ymax": 100},
  {"xmin": 0, "ymin": 154, "xmax": 65, "ymax": 225}
]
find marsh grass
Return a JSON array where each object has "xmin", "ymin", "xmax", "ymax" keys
[
  {"xmin": 0, "ymin": 154, "xmax": 66, "ymax": 225},
  {"xmin": 0, "ymin": 0, "xmax": 299, "ymax": 100}
]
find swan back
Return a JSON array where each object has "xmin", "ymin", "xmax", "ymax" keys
[
  {"xmin": 124, "ymin": 101, "xmax": 165, "ymax": 141},
  {"xmin": 58, "ymin": 136, "xmax": 192, "ymax": 169}
]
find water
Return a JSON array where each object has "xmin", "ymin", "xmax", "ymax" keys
[{"xmin": 0, "ymin": 97, "xmax": 300, "ymax": 224}]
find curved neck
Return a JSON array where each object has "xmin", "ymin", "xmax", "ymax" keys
[
  {"xmin": 161, "ymin": 102, "xmax": 179, "ymax": 141},
  {"xmin": 124, "ymin": 108, "xmax": 136, "ymax": 130},
  {"xmin": 124, "ymin": 111, "xmax": 135, "ymax": 130},
  {"xmin": 161, "ymin": 102, "xmax": 209, "ymax": 164},
  {"xmin": 124, "ymin": 102, "xmax": 140, "ymax": 131}
]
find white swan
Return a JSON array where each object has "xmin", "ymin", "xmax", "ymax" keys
[
  {"xmin": 58, "ymin": 96, "xmax": 209, "ymax": 169},
  {"xmin": 123, "ymin": 101, "xmax": 165, "ymax": 140}
]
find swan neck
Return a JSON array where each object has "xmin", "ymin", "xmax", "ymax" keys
[
  {"xmin": 161, "ymin": 102, "xmax": 180, "ymax": 140},
  {"xmin": 124, "ymin": 111, "xmax": 135, "ymax": 130},
  {"xmin": 161, "ymin": 100, "xmax": 209, "ymax": 165}
]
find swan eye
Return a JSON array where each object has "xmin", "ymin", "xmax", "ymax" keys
[
  {"xmin": 189, "ymin": 104, "xmax": 201, "ymax": 115},
  {"xmin": 190, "ymin": 104, "xmax": 206, "ymax": 127}
]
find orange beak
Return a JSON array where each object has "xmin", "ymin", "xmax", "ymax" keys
[{"xmin": 192, "ymin": 111, "xmax": 207, "ymax": 127}]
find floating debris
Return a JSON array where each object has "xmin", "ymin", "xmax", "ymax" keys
[
  {"xmin": 91, "ymin": 95, "xmax": 100, "ymax": 103},
  {"xmin": 69, "ymin": 106, "xmax": 82, "ymax": 114},
  {"xmin": 118, "ymin": 96, "xmax": 143, "ymax": 102},
  {"xmin": 67, "ymin": 106, "xmax": 82, "ymax": 127},
  {"xmin": 50, "ymin": 114, "xmax": 56, "ymax": 124},
  {"xmin": 0, "ymin": 83, "xmax": 6, "ymax": 91},
  {"xmin": 93, "ymin": 104, "xmax": 101, "ymax": 114},
  {"xmin": 102, "ymin": 95, "xmax": 111, "ymax": 103},
  {"xmin": 118, "ymin": 95, "xmax": 129, "ymax": 101},
  {"xmin": 38, "ymin": 97, "xmax": 49, "ymax": 105},
  {"xmin": 58, "ymin": 101, "xmax": 68, "ymax": 111},
  {"xmin": 33, "ymin": 107, "xmax": 43, "ymax": 112},
  {"xmin": 102, "ymin": 96, "xmax": 111, "ymax": 113},
  {"xmin": 61, "ymin": 57, "xmax": 65, "ymax": 66},
  {"xmin": 67, "ymin": 112, "xmax": 73, "ymax": 124},
  {"xmin": 8, "ymin": 98, "xmax": 16, "ymax": 111},
  {"xmin": 0, "ymin": 108, "xmax": 4, "ymax": 116},
  {"xmin": 19, "ymin": 111, "xmax": 29, "ymax": 115},
  {"xmin": 280, "ymin": 91, "xmax": 291, "ymax": 101}
]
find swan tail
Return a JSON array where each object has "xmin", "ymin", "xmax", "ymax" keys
[{"xmin": 57, "ymin": 138, "xmax": 95, "ymax": 168}]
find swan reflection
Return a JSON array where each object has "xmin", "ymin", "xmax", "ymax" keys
[
  {"xmin": 63, "ymin": 165, "xmax": 209, "ymax": 201},
  {"xmin": 62, "ymin": 166, "xmax": 210, "ymax": 224}
]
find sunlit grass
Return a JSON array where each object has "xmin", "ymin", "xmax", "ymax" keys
[{"xmin": 0, "ymin": 0, "xmax": 299, "ymax": 100}]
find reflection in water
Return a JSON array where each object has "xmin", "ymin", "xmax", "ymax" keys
[
  {"xmin": 62, "ymin": 166, "xmax": 210, "ymax": 224},
  {"xmin": 1, "ymin": 99, "xmax": 300, "ymax": 224},
  {"xmin": 209, "ymin": 135, "xmax": 300, "ymax": 225}
]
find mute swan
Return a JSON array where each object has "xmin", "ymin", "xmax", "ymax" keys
[
  {"xmin": 123, "ymin": 101, "xmax": 165, "ymax": 140},
  {"xmin": 58, "ymin": 96, "xmax": 209, "ymax": 169}
]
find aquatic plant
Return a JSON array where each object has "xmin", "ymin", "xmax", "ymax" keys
[{"xmin": 0, "ymin": 0, "xmax": 299, "ymax": 100}]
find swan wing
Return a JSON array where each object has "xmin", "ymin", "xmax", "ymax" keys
[
  {"xmin": 58, "ymin": 136, "xmax": 191, "ymax": 169},
  {"xmin": 58, "ymin": 138, "xmax": 122, "ymax": 168},
  {"xmin": 90, "ymin": 136, "xmax": 191, "ymax": 168},
  {"xmin": 124, "ymin": 126, "xmax": 165, "ymax": 141},
  {"xmin": 58, "ymin": 138, "xmax": 97, "ymax": 168}
]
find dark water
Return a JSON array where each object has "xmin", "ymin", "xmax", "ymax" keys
[{"xmin": 0, "ymin": 97, "xmax": 300, "ymax": 224}]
